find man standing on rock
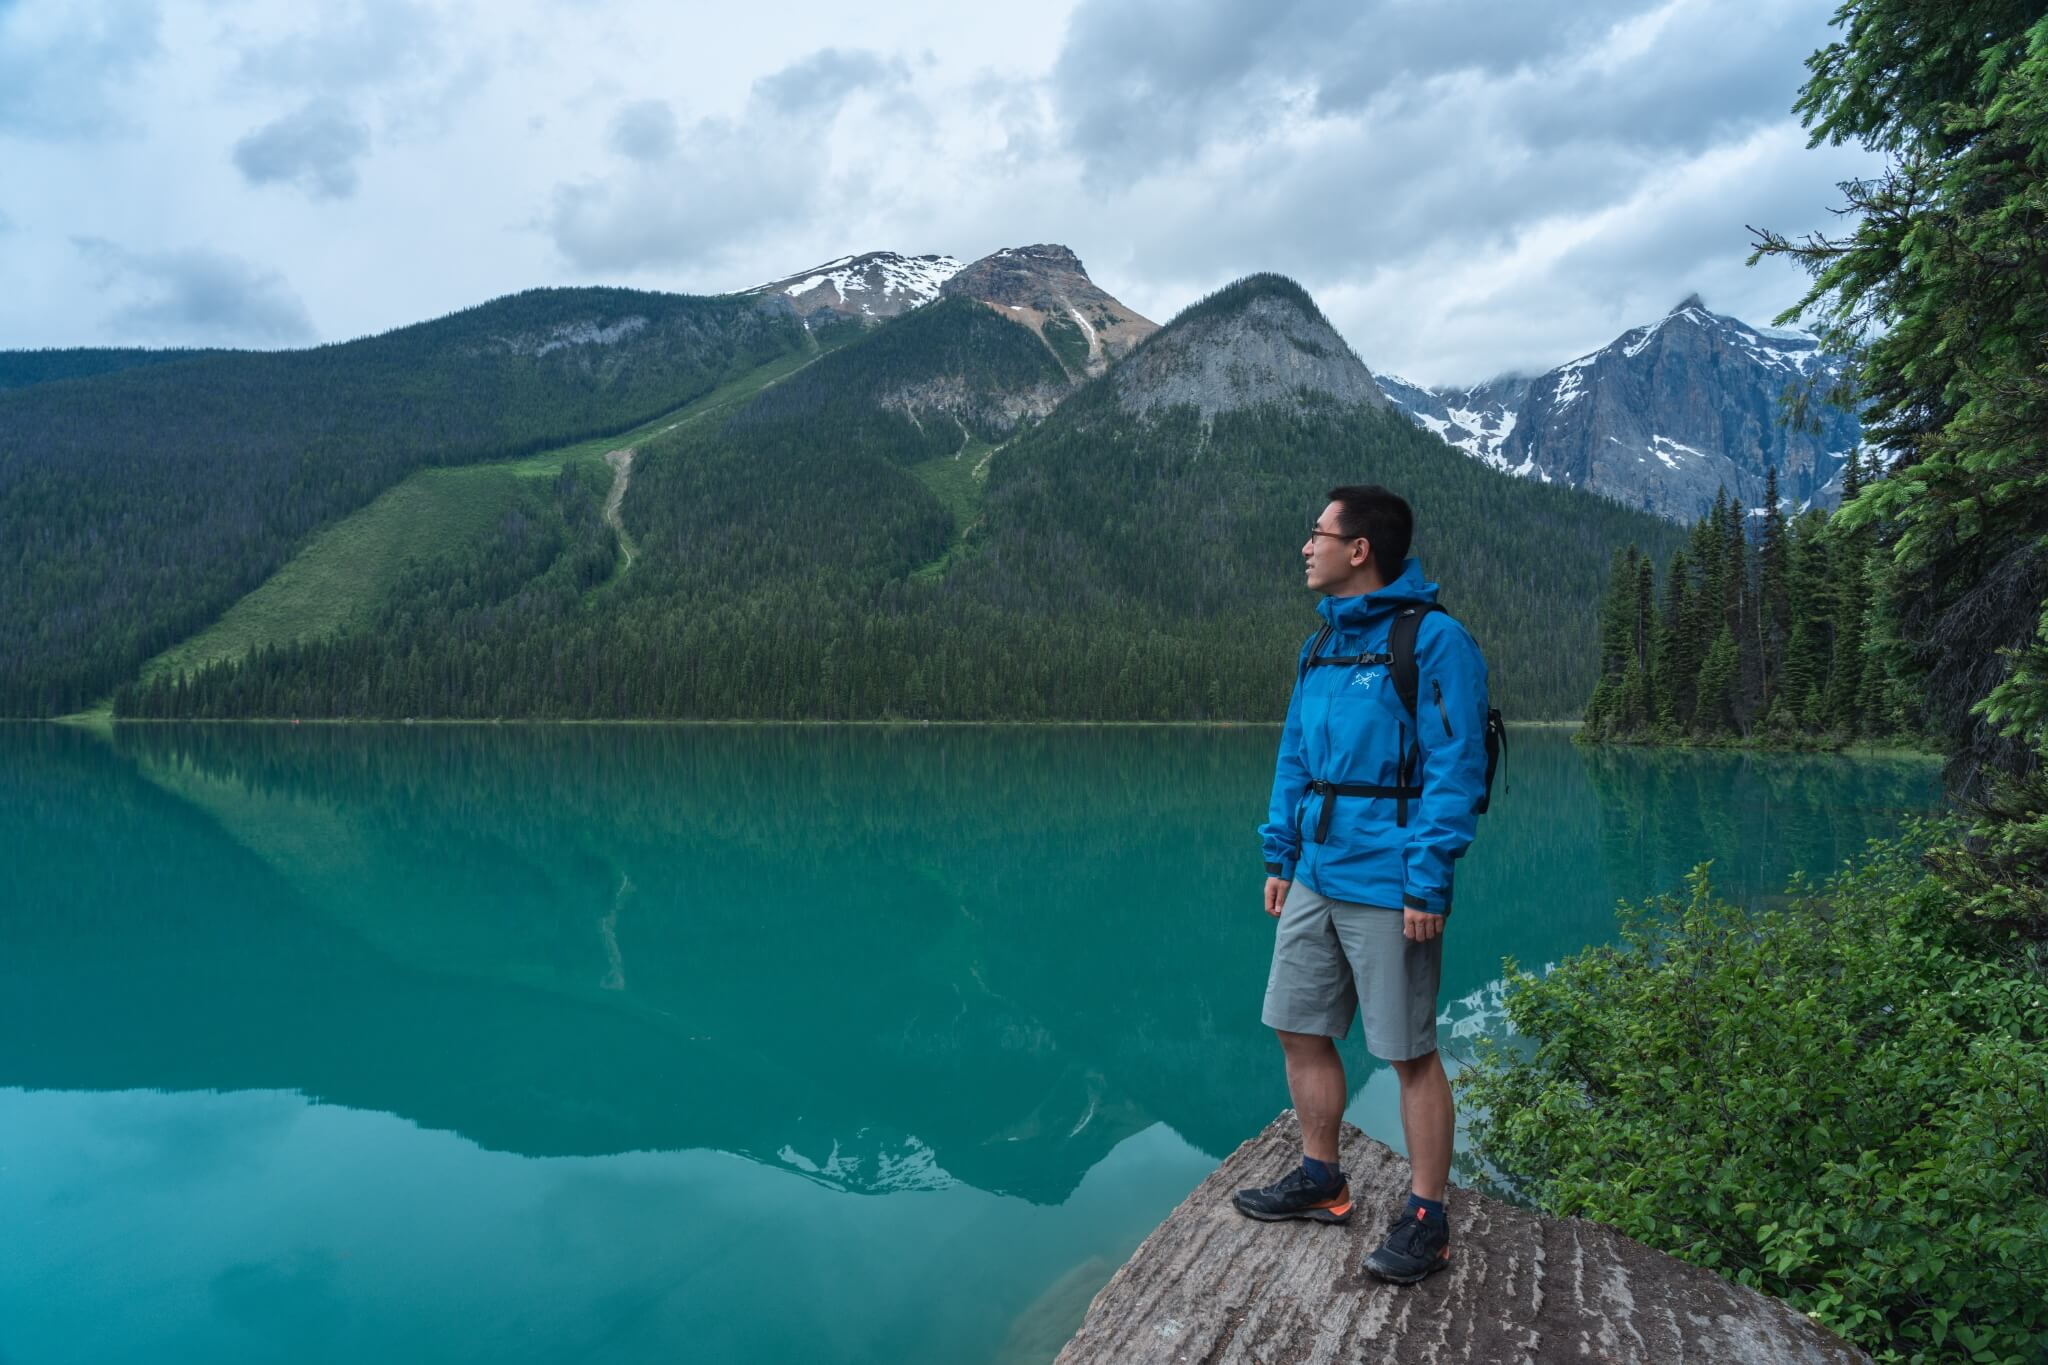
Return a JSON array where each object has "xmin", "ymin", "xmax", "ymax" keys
[{"xmin": 1235, "ymin": 484, "xmax": 1492, "ymax": 1285}]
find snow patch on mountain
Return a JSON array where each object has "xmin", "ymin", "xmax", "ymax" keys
[{"xmin": 745, "ymin": 252, "xmax": 963, "ymax": 323}]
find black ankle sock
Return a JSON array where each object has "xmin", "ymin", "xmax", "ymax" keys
[
  {"xmin": 1406, "ymin": 1192, "xmax": 1446, "ymax": 1224},
  {"xmin": 1301, "ymin": 1155, "xmax": 1342, "ymax": 1190}
]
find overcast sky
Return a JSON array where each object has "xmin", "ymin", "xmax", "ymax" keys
[{"xmin": 0, "ymin": 0, "xmax": 1881, "ymax": 384}]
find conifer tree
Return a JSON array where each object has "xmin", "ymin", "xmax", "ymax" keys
[
  {"xmin": 1758, "ymin": 467, "xmax": 1790, "ymax": 706},
  {"xmin": 1696, "ymin": 625, "xmax": 1739, "ymax": 736},
  {"xmin": 1628, "ymin": 550, "xmax": 1657, "ymax": 728},
  {"xmin": 1585, "ymin": 547, "xmax": 1639, "ymax": 732},
  {"xmin": 1653, "ymin": 548, "xmax": 1696, "ymax": 730}
]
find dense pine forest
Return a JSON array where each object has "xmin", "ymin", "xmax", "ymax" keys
[
  {"xmin": 0, "ymin": 347, "xmax": 221, "ymax": 392},
  {"xmin": 119, "ymin": 277, "xmax": 1684, "ymax": 723},
  {"xmin": 0, "ymin": 288, "xmax": 811, "ymax": 714},
  {"xmin": 1580, "ymin": 458, "xmax": 1916, "ymax": 745}
]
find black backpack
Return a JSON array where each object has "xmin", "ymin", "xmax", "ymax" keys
[{"xmin": 1300, "ymin": 603, "xmax": 1505, "ymax": 820}]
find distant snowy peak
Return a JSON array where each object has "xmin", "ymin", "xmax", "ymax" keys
[
  {"xmin": 1379, "ymin": 297, "xmax": 1859, "ymax": 522},
  {"xmin": 1611, "ymin": 295, "xmax": 1829, "ymax": 377},
  {"xmin": 746, "ymin": 251, "xmax": 962, "ymax": 324}
]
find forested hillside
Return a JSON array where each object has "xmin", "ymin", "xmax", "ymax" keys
[
  {"xmin": 124, "ymin": 276, "xmax": 1684, "ymax": 722},
  {"xmin": 1, "ymin": 288, "xmax": 811, "ymax": 714},
  {"xmin": 0, "ymin": 348, "xmax": 221, "ymax": 392}
]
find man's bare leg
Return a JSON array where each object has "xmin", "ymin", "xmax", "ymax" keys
[
  {"xmin": 1277, "ymin": 1029, "xmax": 1347, "ymax": 1163},
  {"xmin": 1390, "ymin": 1049, "xmax": 1453, "ymax": 1200}
]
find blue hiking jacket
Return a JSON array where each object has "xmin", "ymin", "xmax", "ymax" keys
[{"xmin": 1260, "ymin": 557, "xmax": 1491, "ymax": 915}]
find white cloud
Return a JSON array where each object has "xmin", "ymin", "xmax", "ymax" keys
[
  {"xmin": 0, "ymin": 0, "xmax": 163, "ymax": 138},
  {"xmin": 543, "ymin": 46, "xmax": 918, "ymax": 274},
  {"xmin": 233, "ymin": 98, "xmax": 372, "ymax": 198},
  {"xmin": 605, "ymin": 99, "xmax": 676, "ymax": 163},
  {"xmin": 74, "ymin": 236, "xmax": 316, "ymax": 344},
  {"xmin": 228, "ymin": 0, "xmax": 447, "ymax": 92}
]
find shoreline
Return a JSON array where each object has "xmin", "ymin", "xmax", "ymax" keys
[
  {"xmin": 1575, "ymin": 732, "xmax": 1943, "ymax": 762},
  {"xmin": 35, "ymin": 715, "xmax": 1591, "ymax": 730}
]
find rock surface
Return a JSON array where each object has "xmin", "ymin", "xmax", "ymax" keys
[
  {"xmin": 1380, "ymin": 297, "xmax": 1862, "ymax": 522},
  {"xmin": 942, "ymin": 243, "xmax": 1157, "ymax": 378},
  {"xmin": 1055, "ymin": 1114, "xmax": 1869, "ymax": 1365},
  {"xmin": 1112, "ymin": 279, "xmax": 1391, "ymax": 422}
]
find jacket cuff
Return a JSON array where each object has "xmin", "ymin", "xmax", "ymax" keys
[
  {"xmin": 1403, "ymin": 892, "xmax": 1447, "ymax": 916},
  {"xmin": 1265, "ymin": 860, "xmax": 1296, "ymax": 880}
]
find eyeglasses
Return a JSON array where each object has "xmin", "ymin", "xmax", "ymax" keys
[{"xmin": 1307, "ymin": 528, "xmax": 1363, "ymax": 544}]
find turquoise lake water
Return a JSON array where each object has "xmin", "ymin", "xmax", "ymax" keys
[{"xmin": 0, "ymin": 725, "xmax": 1939, "ymax": 1364}]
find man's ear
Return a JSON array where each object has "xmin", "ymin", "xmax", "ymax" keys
[{"xmin": 1352, "ymin": 537, "xmax": 1373, "ymax": 568}]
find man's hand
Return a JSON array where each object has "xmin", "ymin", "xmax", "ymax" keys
[
  {"xmin": 1403, "ymin": 907, "xmax": 1444, "ymax": 942},
  {"xmin": 1264, "ymin": 877, "xmax": 1292, "ymax": 918}
]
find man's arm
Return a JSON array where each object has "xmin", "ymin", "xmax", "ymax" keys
[
  {"xmin": 1403, "ymin": 615, "xmax": 1490, "ymax": 924},
  {"xmin": 1259, "ymin": 656, "xmax": 1312, "ymax": 907}
]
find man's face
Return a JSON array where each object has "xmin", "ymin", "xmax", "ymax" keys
[{"xmin": 1302, "ymin": 501, "xmax": 1369, "ymax": 593}]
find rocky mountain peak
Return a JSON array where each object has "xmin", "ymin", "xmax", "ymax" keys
[
  {"xmin": 941, "ymin": 243, "xmax": 1157, "ymax": 379},
  {"xmin": 743, "ymin": 251, "xmax": 961, "ymax": 326},
  {"xmin": 1111, "ymin": 274, "xmax": 1391, "ymax": 422},
  {"xmin": 1379, "ymin": 297, "xmax": 1861, "ymax": 521}
]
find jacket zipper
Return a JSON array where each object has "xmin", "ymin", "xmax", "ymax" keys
[{"xmin": 1431, "ymin": 680, "xmax": 1454, "ymax": 737}]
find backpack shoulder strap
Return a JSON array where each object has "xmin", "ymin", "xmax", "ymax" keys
[
  {"xmin": 1298, "ymin": 622, "xmax": 1334, "ymax": 685},
  {"xmin": 1388, "ymin": 604, "xmax": 1440, "ymax": 719}
]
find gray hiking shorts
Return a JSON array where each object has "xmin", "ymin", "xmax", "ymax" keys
[{"xmin": 1261, "ymin": 880, "xmax": 1443, "ymax": 1060}]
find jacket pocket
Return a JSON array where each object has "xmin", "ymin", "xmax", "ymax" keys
[{"xmin": 1431, "ymin": 679, "xmax": 1454, "ymax": 737}]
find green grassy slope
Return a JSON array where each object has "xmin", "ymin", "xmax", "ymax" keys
[
  {"xmin": 127, "ymin": 342, "xmax": 842, "ymax": 693},
  {"xmin": 137, "ymin": 464, "xmax": 546, "ymax": 687}
]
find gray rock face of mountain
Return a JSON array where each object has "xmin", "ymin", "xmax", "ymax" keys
[
  {"xmin": 1113, "ymin": 277, "xmax": 1392, "ymax": 421},
  {"xmin": 1381, "ymin": 297, "xmax": 1861, "ymax": 521}
]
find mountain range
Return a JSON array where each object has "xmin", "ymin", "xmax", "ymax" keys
[
  {"xmin": 750, "ymin": 251, "xmax": 1862, "ymax": 523},
  {"xmin": 3, "ymin": 242, "xmax": 1795, "ymax": 720}
]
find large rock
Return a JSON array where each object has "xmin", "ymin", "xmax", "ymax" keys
[{"xmin": 1055, "ymin": 1113, "xmax": 1869, "ymax": 1365}]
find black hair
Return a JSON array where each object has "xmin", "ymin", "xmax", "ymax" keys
[{"xmin": 1325, "ymin": 484, "xmax": 1413, "ymax": 570}]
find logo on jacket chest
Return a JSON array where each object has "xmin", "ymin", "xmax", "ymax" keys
[{"xmin": 1348, "ymin": 668, "xmax": 1381, "ymax": 690}]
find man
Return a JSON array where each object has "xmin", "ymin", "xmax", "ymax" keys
[{"xmin": 1234, "ymin": 484, "xmax": 1491, "ymax": 1285}]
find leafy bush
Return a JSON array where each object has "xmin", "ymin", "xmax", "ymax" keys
[{"xmin": 1462, "ymin": 837, "xmax": 2048, "ymax": 1364}]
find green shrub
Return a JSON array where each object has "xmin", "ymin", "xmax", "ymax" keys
[{"xmin": 1461, "ymin": 837, "xmax": 2048, "ymax": 1364}]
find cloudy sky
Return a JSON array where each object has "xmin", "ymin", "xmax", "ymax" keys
[{"xmin": 0, "ymin": 0, "xmax": 1880, "ymax": 384}]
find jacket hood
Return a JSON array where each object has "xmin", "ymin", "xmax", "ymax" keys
[{"xmin": 1316, "ymin": 557, "xmax": 1439, "ymax": 630}]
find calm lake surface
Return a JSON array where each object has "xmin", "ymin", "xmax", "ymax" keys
[{"xmin": 0, "ymin": 724, "xmax": 1939, "ymax": 1365}]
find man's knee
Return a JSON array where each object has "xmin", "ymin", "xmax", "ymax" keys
[
  {"xmin": 1275, "ymin": 1028, "xmax": 1338, "ymax": 1057},
  {"xmin": 1388, "ymin": 1048, "xmax": 1443, "ymax": 1083}
]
